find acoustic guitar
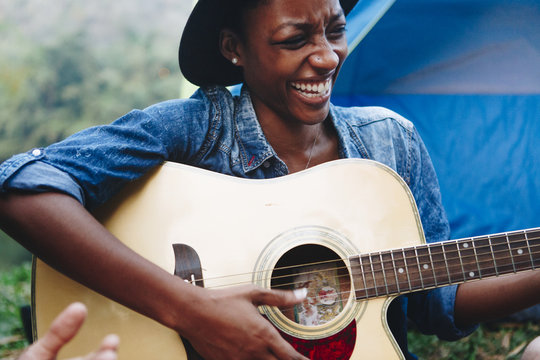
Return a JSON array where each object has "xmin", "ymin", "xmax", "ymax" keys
[{"xmin": 32, "ymin": 159, "xmax": 540, "ymax": 359}]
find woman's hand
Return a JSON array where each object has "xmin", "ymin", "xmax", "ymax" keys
[
  {"xmin": 178, "ymin": 285, "xmax": 309, "ymax": 360},
  {"xmin": 17, "ymin": 302, "xmax": 119, "ymax": 360},
  {"xmin": 1, "ymin": 192, "xmax": 307, "ymax": 359}
]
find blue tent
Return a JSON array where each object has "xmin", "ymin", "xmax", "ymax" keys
[{"xmin": 336, "ymin": 0, "xmax": 540, "ymax": 241}]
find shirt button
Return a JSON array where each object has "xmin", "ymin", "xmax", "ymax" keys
[
  {"xmin": 263, "ymin": 161, "xmax": 271, "ymax": 168},
  {"xmin": 31, "ymin": 149, "xmax": 42, "ymax": 157}
]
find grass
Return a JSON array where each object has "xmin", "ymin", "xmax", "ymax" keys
[
  {"xmin": 0, "ymin": 262, "xmax": 31, "ymax": 360},
  {"xmin": 0, "ymin": 262, "xmax": 537, "ymax": 359},
  {"xmin": 408, "ymin": 321, "xmax": 538, "ymax": 359}
]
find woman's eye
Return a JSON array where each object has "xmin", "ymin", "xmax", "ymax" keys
[
  {"xmin": 279, "ymin": 36, "xmax": 306, "ymax": 48},
  {"xmin": 328, "ymin": 25, "xmax": 347, "ymax": 39}
]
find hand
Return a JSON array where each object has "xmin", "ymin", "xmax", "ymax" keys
[
  {"xmin": 17, "ymin": 302, "xmax": 119, "ymax": 360},
  {"xmin": 179, "ymin": 285, "xmax": 309, "ymax": 360}
]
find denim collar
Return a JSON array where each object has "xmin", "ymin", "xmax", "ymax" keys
[
  {"xmin": 233, "ymin": 87, "xmax": 279, "ymax": 173},
  {"xmin": 232, "ymin": 86, "xmax": 361, "ymax": 174}
]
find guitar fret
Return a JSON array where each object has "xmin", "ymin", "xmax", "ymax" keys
[
  {"xmin": 393, "ymin": 249, "xmax": 411, "ymax": 293},
  {"xmin": 414, "ymin": 248, "xmax": 425, "ymax": 289},
  {"xmin": 528, "ymin": 230, "xmax": 540, "ymax": 269},
  {"xmin": 440, "ymin": 243, "xmax": 452, "ymax": 284},
  {"xmin": 443, "ymin": 242, "xmax": 464, "ymax": 283},
  {"xmin": 457, "ymin": 239, "xmax": 481, "ymax": 280},
  {"xmin": 370, "ymin": 253, "xmax": 388, "ymax": 296},
  {"xmin": 390, "ymin": 251, "xmax": 401, "ymax": 294},
  {"xmin": 363, "ymin": 254, "xmax": 378, "ymax": 298},
  {"xmin": 471, "ymin": 238, "xmax": 482, "ymax": 279},
  {"xmin": 381, "ymin": 251, "xmax": 399, "ymax": 295},
  {"xmin": 350, "ymin": 256, "xmax": 365, "ymax": 300},
  {"xmin": 379, "ymin": 253, "xmax": 390, "ymax": 295},
  {"xmin": 429, "ymin": 243, "xmax": 449, "ymax": 285},
  {"xmin": 488, "ymin": 236, "xmax": 499, "ymax": 276},
  {"xmin": 508, "ymin": 233, "xmax": 517, "ymax": 273},
  {"xmin": 457, "ymin": 241, "xmax": 467, "ymax": 280},
  {"xmin": 526, "ymin": 231, "xmax": 535, "ymax": 270},
  {"xmin": 508, "ymin": 231, "xmax": 532, "ymax": 273},
  {"xmin": 529, "ymin": 230, "xmax": 540, "ymax": 262},
  {"xmin": 427, "ymin": 245, "xmax": 438, "ymax": 287},
  {"xmin": 358, "ymin": 256, "xmax": 369, "ymax": 299},
  {"xmin": 351, "ymin": 228, "xmax": 540, "ymax": 301},
  {"xmin": 403, "ymin": 247, "xmax": 423, "ymax": 291},
  {"xmin": 351, "ymin": 228, "xmax": 540, "ymax": 302},
  {"xmin": 490, "ymin": 234, "xmax": 515, "ymax": 275},
  {"xmin": 473, "ymin": 236, "xmax": 494, "ymax": 278},
  {"xmin": 415, "ymin": 245, "xmax": 435, "ymax": 288},
  {"xmin": 401, "ymin": 248, "xmax": 413, "ymax": 291}
]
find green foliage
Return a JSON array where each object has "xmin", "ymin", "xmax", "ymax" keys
[
  {"xmin": 409, "ymin": 322, "xmax": 539, "ymax": 359},
  {"xmin": 0, "ymin": 232, "xmax": 31, "ymax": 271},
  {"xmin": 0, "ymin": 7, "xmax": 184, "ymax": 162},
  {"xmin": 0, "ymin": 262, "xmax": 31, "ymax": 358},
  {"xmin": 0, "ymin": 1, "xmax": 187, "ymax": 266}
]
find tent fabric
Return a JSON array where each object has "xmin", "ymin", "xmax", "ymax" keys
[
  {"xmin": 338, "ymin": 0, "xmax": 540, "ymax": 95},
  {"xmin": 333, "ymin": 94, "xmax": 540, "ymax": 239},
  {"xmin": 334, "ymin": 0, "xmax": 540, "ymax": 240}
]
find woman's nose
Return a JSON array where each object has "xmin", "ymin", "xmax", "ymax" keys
[{"xmin": 309, "ymin": 42, "xmax": 340, "ymax": 71}]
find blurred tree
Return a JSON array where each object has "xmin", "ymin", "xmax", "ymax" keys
[{"xmin": 0, "ymin": 1, "xmax": 187, "ymax": 266}]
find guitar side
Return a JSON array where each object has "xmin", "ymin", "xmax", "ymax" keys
[{"xmin": 33, "ymin": 159, "xmax": 426, "ymax": 359}]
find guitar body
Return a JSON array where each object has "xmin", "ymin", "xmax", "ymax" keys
[{"xmin": 33, "ymin": 159, "xmax": 426, "ymax": 359}]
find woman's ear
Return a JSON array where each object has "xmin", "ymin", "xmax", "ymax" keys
[{"xmin": 220, "ymin": 29, "xmax": 243, "ymax": 66}]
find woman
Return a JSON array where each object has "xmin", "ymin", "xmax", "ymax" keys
[{"xmin": 2, "ymin": 0, "xmax": 540, "ymax": 359}]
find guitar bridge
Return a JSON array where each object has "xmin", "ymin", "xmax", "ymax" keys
[{"xmin": 173, "ymin": 243, "xmax": 205, "ymax": 288}]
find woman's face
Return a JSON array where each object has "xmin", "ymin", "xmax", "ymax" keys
[{"xmin": 235, "ymin": 0, "xmax": 348, "ymax": 128}]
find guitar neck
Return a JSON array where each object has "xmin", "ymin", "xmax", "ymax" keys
[{"xmin": 351, "ymin": 228, "xmax": 540, "ymax": 300}]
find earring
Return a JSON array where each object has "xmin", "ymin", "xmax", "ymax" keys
[{"xmin": 231, "ymin": 57, "xmax": 238, "ymax": 65}]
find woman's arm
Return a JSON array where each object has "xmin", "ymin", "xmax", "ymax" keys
[
  {"xmin": 0, "ymin": 191, "xmax": 308, "ymax": 360},
  {"xmin": 455, "ymin": 270, "xmax": 540, "ymax": 327}
]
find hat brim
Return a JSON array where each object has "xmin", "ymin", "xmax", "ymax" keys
[{"xmin": 179, "ymin": 0, "xmax": 359, "ymax": 87}]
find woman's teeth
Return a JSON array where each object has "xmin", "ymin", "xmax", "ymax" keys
[{"xmin": 291, "ymin": 79, "xmax": 331, "ymax": 98}]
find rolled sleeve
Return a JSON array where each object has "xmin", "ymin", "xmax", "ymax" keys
[
  {"xmin": 0, "ymin": 93, "xmax": 216, "ymax": 211},
  {"xmin": 1, "ymin": 156, "xmax": 85, "ymax": 205},
  {"xmin": 0, "ymin": 148, "xmax": 45, "ymax": 187}
]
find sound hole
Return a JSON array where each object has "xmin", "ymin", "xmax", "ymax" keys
[{"xmin": 271, "ymin": 244, "xmax": 351, "ymax": 327}]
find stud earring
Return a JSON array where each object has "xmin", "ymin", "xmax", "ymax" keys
[{"xmin": 231, "ymin": 57, "xmax": 238, "ymax": 65}]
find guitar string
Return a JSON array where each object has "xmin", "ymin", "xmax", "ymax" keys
[
  {"xmin": 197, "ymin": 231, "xmax": 540, "ymax": 286},
  {"xmin": 271, "ymin": 254, "xmax": 540, "ymax": 305},
  {"xmin": 184, "ymin": 236, "xmax": 540, "ymax": 293},
  {"xmin": 267, "ymin": 252, "xmax": 540, "ymax": 313},
  {"xmin": 183, "ymin": 250, "xmax": 540, "ymax": 315},
  {"xmin": 263, "ymin": 252, "xmax": 540, "ymax": 292},
  {"xmin": 274, "ymin": 248, "xmax": 540, "ymax": 291},
  {"xmin": 255, "ymin": 252, "xmax": 540, "ymax": 315},
  {"xmin": 192, "ymin": 245, "xmax": 540, "ymax": 296},
  {"xmin": 214, "ymin": 231, "xmax": 540, "ymax": 314},
  {"xmin": 184, "ymin": 232, "xmax": 540, "ymax": 288}
]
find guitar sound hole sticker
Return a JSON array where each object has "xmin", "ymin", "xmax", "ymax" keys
[{"xmin": 293, "ymin": 265, "xmax": 344, "ymax": 326}]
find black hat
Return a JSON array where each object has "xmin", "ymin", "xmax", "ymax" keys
[{"xmin": 179, "ymin": 0, "xmax": 359, "ymax": 87}]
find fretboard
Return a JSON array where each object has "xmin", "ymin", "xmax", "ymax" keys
[{"xmin": 350, "ymin": 228, "xmax": 540, "ymax": 300}]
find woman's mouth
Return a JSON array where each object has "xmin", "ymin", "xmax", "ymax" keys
[{"xmin": 290, "ymin": 79, "xmax": 331, "ymax": 98}]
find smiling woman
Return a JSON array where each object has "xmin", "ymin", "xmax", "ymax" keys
[{"xmin": 2, "ymin": 0, "xmax": 540, "ymax": 359}]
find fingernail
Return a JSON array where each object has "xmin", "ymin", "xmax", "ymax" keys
[
  {"xmin": 294, "ymin": 288, "xmax": 308, "ymax": 300},
  {"xmin": 100, "ymin": 350, "xmax": 118, "ymax": 360},
  {"xmin": 104, "ymin": 334, "xmax": 120, "ymax": 346}
]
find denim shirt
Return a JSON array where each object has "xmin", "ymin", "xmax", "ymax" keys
[{"xmin": 0, "ymin": 86, "xmax": 476, "ymax": 359}]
